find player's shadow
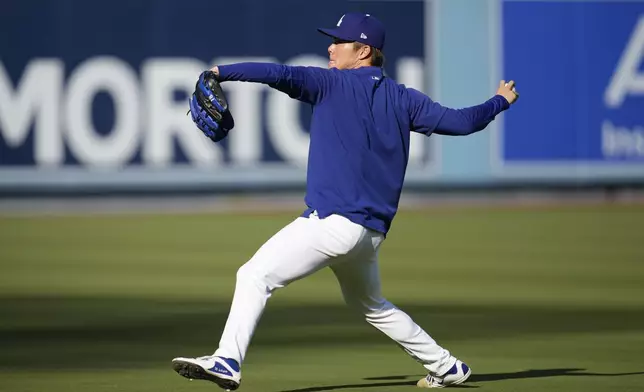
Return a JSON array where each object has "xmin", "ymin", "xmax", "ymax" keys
[{"xmin": 280, "ymin": 368, "xmax": 644, "ymax": 392}]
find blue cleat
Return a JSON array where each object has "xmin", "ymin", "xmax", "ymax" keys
[
  {"xmin": 417, "ymin": 359, "xmax": 471, "ymax": 388},
  {"xmin": 172, "ymin": 355, "xmax": 241, "ymax": 391}
]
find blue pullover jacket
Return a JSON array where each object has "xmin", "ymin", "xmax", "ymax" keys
[{"xmin": 218, "ymin": 63, "xmax": 509, "ymax": 234}]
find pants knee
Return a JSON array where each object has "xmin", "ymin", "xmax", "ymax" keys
[
  {"xmin": 236, "ymin": 263, "xmax": 281, "ymax": 292},
  {"xmin": 363, "ymin": 300, "xmax": 396, "ymax": 320},
  {"xmin": 345, "ymin": 297, "xmax": 394, "ymax": 318}
]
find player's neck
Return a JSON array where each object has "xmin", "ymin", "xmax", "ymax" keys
[{"xmin": 348, "ymin": 60, "xmax": 373, "ymax": 70}]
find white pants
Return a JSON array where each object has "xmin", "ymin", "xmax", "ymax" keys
[{"xmin": 214, "ymin": 212, "xmax": 454, "ymax": 375}]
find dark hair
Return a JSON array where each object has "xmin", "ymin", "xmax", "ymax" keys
[{"xmin": 353, "ymin": 42, "xmax": 385, "ymax": 67}]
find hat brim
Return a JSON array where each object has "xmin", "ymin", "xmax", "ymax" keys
[{"xmin": 317, "ymin": 28, "xmax": 355, "ymax": 42}]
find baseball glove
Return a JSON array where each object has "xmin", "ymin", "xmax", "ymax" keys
[{"xmin": 188, "ymin": 70, "xmax": 234, "ymax": 142}]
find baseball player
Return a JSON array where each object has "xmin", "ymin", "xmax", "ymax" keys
[{"xmin": 173, "ymin": 12, "xmax": 519, "ymax": 390}]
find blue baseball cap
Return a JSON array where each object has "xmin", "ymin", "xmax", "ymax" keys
[{"xmin": 317, "ymin": 12, "xmax": 386, "ymax": 50}]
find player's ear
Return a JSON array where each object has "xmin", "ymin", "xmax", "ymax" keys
[{"xmin": 358, "ymin": 44, "xmax": 372, "ymax": 61}]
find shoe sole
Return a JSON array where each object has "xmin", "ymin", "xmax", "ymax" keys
[
  {"xmin": 172, "ymin": 360, "xmax": 240, "ymax": 391},
  {"xmin": 450, "ymin": 368, "xmax": 472, "ymax": 386}
]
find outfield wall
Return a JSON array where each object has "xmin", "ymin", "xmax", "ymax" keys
[{"xmin": 1, "ymin": 0, "xmax": 643, "ymax": 195}]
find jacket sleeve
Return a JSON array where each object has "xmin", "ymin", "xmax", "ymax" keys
[
  {"xmin": 407, "ymin": 88, "xmax": 510, "ymax": 136},
  {"xmin": 217, "ymin": 62, "xmax": 336, "ymax": 105}
]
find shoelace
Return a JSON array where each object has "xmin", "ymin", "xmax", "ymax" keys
[{"xmin": 425, "ymin": 375, "xmax": 444, "ymax": 386}]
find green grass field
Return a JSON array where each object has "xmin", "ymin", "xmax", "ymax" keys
[{"xmin": 1, "ymin": 203, "xmax": 644, "ymax": 392}]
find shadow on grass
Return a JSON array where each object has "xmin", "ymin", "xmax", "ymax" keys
[
  {"xmin": 281, "ymin": 368, "xmax": 644, "ymax": 391},
  {"xmin": 2, "ymin": 296, "xmax": 644, "ymax": 370},
  {"xmin": 469, "ymin": 368, "xmax": 644, "ymax": 381}
]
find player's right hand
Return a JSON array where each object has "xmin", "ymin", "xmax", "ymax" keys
[{"xmin": 497, "ymin": 80, "xmax": 519, "ymax": 105}]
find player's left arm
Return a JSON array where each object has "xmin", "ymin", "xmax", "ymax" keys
[
  {"xmin": 409, "ymin": 80, "xmax": 518, "ymax": 136},
  {"xmin": 212, "ymin": 63, "xmax": 336, "ymax": 105}
]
